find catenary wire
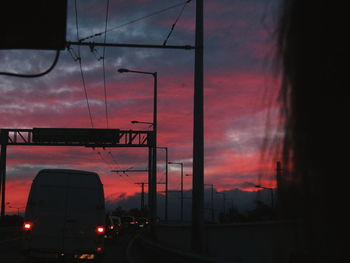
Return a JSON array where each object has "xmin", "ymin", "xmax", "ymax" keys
[
  {"xmin": 79, "ymin": 0, "xmax": 192, "ymax": 42},
  {"xmin": 96, "ymin": 150, "xmax": 136, "ymax": 185},
  {"xmin": 102, "ymin": 0, "xmax": 110, "ymax": 128},
  {"xmin": 75, "ymin": 0, "xmax": 94, "ymax": 128},
  {"xmin": 0, "ymin": 50, "xmax": 60, "ymax": 78},
  {"xmin": 163, "ymin": 0, "xmax": 191, "ymax": 45}
]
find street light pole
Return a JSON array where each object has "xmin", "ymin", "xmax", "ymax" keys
[
  {"xmin": 0, "ymin": 130, "xmax": 8, "ymax": 219},
  {"xmin": 168, "ymin": 162, "xmax": 184, "ymax": 222},
  {"xmin": 204, "ymin": 184, "xmax": 215, "ymax": 222},
  {"xmin": 216, "ymin": 191, "xmax": 226, "ymax": 215},
  {"xmin": 255, "ymin": 185, "xmax": 274, "ymax": 209},
  {"xmin": 158, "ymin": 147, "xmax": 169, "ymax": 221},
  {"xmin": 118, "ymin": 68, "xmax": 158, "ymax": 226}
]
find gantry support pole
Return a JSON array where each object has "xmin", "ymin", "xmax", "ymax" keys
[{"xmin": 0, "ymin": 130, "xmax": 8, "ymax": 219}]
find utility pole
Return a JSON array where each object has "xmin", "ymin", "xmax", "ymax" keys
[
  {"xmin": 110, "ymin": 168, "xmax": 149, "ymax": 215},
  {"xmin": 192, "ymin": 0, "xmax": 204, "ymax": 253}
]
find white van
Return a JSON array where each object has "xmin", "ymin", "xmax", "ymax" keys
[{"xmin": 22, "ymin": 169, "xmax": 105, "ymax": 261}]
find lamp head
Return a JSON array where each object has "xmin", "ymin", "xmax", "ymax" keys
[{"xmin": 118, "ymin": 68, "xmax": 129, "ymax": 73}]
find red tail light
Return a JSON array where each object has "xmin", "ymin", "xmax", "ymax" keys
[
  {"xmin": 96, "ymin": 226, "xmax": 105, "ymax": 234},
  {"xmin": 129, "ymin": 221, "xmax": 136, "ymax": 225},
  {"xmin": 23, "ymin": 222, "xmax": 33, "ymax": 230}
]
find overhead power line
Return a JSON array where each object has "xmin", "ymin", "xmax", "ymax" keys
[
  {"xmin": 75, "ymin": 0, "xmax": 94, "ymax": 128},
  {"xmin": 79, "ymin": 0, "xmax": 193, "ymax": 42},
  {"xmin": 102, "ymin": 0, "xmax": 110, "ymax": 128},
  {"xmin": 0, "ymin": 50, "xmax": 60, "ymax": 78},
  {"xmin": 163, "ymin": 0, "xmax": 192, "ymax": 46}
]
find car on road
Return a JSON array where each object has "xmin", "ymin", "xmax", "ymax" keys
[
  {"xmin": 136, "ymin": 217, "xmax": 149, "ymax": 228},
  {"xmin": 22, "ymin": 169, "xmax": 105, "ymax": 261},
  {"xmin": 121, "ymin": 215, "xmax": 138, "ymax": 231},
  {"xmin": 105, "ymin": 215, "xmax": 122, "ymax": 238}
]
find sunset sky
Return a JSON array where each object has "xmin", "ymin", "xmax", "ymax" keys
[{"xmin": 0, "ymin": 0, "xmax": 281, "ymax": 214}]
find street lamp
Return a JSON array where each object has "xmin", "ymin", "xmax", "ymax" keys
[
  {"xmin": 168, "ymin": 161, "xmax": 184, "ymax": 222},
  {"xmin": 255, "ymin": 185, "xmax": 274, "ymax": 209},
  {"xmin": 117, "ymin": 68, "xmax": 129, "ymax": 73},
  {"xmin": 119, "ymin": 68, "xmax": 158, "ymax": 225},
  {"xmin": 131, "ymin": 120, "xmax": 154, "ymax": 128}
]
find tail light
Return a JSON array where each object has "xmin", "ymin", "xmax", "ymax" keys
[
  {"xmin": 129, "ymin": 221, "xmax": 136, "ymax": 225},
  {"xmin": 23, "ymin": 222, "xmax": 33, "ymax": 231},
  {"xmin": 96, "ymin": 226, "xmax": 105, "ymax": 234}
]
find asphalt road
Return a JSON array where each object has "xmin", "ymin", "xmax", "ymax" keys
[{"xmin": 0, "ymin": 231, "xmax": 139, "ymax": 263}]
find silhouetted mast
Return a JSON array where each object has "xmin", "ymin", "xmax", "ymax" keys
[{"xmin": 191, "ymin": 0, "xmax": 204, "ymax": 253}]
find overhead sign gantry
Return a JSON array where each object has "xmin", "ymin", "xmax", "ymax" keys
[{"xmin": 0, "ymin": 128, "xmax": 153, "ymax": 217}]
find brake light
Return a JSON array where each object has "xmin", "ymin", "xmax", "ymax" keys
[
  {"xmin": 96, "ymin": 226, "xmax": 105, "ymax": 234},
  {"xmin": 23, "ymin": 222, "xmax": 33, "ymax": 230},
  {"xmin": 129, "ymin": 221, "xmax": 136, "ymax": 225}
]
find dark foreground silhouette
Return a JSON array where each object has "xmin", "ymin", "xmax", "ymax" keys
[{"xmin": 275, "ymin": 0, "xmax": 347, "ymax": 261}]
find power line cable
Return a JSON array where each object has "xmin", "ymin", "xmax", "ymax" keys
[
  {"xmin": 102, "ymin": 0, "xmax": 110, "ymax": 128},
  {"xmin": 97, "ymin": 151, "xmax": 113, "ymax": 166},
  {"xmin": 0, "ymin": 50, "xmax": 60, "ymax": 78},
  {"xmin": 94, "ymin": 150, "xmax": 137, "ymax": 187},
  {"xmin": 75, "ymin": 0, "xmax": 94, "ymax": 128},
  {"xmin": 79, "ymin": 0, "xmax": 192, "ymax": 42},
  {"xmin": 108, "ymin": 151, "xmax": 120, "ymax": 167},
  {"xmin": 90, "ymin": 46, "xmax": 103, "ymax": 61},
  {"xmin": 163, "ymin": 0, "xmax": 192, "ymax": 46},
  {"xmin": 67, "ymin": 45, "xmax": 80, "ymax": 61},
  {"xmin": 96, "ymin": 150, "xmax": 135, "ymax": 186}
]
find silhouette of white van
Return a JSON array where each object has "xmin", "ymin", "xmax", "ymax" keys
[{"xmin": 22, "ymin": 169, "xmax": 105, "ymax": 261}]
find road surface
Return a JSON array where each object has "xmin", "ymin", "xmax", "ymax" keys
[{"xmin": 0, "ymin": 230, "xmax": 138, "ymax": 263}]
